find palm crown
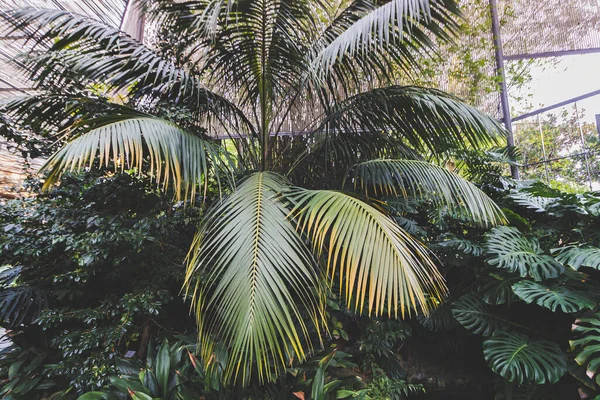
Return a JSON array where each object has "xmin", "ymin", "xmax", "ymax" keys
[{"xmin": 2, "ymin": 0, "xmax": 506, "ymax": 384}]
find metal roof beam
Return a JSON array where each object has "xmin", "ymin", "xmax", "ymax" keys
[
  {"xmin": 505, "ymin": 48, "xmax": 600, "ymax": 61},
  {"xmin": 512, "ymin": 89, "xmax": 600, "ymax": 122}
]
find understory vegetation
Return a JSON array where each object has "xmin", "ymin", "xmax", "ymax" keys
[{"xmin": 2, "ymin": 162, "xmax": 600, "ymax": 399}]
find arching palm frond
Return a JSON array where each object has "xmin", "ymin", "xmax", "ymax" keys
[
  {"xmin": 139, "ymin": 0, "xmax": 237, "ymax": 39},
  {"xmin": 347, "ymin": 159, "xmax": 505, "ymax": 226},
  {"xmin": 42, "ymin": 113, "xmax": 231, "ymax": 201},
  {"xmin": 2, "ymin": 8, "xmax": 255, "ymax": 136},
  {"xmin": 185, "ymin": 172, "xmax": 324, "ymax": 384},
  {"xmin": 310, "ymin": 0, "xmax": 459, "ymax": 88},
  {"xmin": 285, "ymin": 188, "xmax": 447, "ymax": 318},
  {"xmin": 318, "ymin": 86, "xmax": 505, "ymax": 154}
]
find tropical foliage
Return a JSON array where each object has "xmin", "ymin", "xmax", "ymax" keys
[{"xmin": 0, "ymin": 0, "xmax": 508, "ymax": 387}]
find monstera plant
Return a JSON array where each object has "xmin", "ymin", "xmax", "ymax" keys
[{"xmin": 2, "ymin": 0, "xmax": 507, "ymax": 384}]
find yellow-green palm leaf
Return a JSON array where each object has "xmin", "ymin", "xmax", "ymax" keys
[
  {"xmin": 348, "ymin": 159, "xmax": 506, "ymax": 226},
  {"xmin": 42, "ymin": 114, "xmax": 230, "ymax": 201},
  {"xmin": 286, "ymin": 188, "xmax": 446, "ymax": 318},
  {"xmin": 185, "ymin": 172, "xmax": 323, "ymax": 384}
]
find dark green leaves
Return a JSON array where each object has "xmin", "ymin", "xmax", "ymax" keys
[
  {"xmin": 485, "ymin": 227, "xmax": 564, "ymax": 281},
  {"xmin": 553, "ymin": 246, "xmax": 600, "ymax": 271},
  {"xmin": 451, "ymin": 294, "xmax": 507, "ymax": 336},
  {"xmin": 571, "ymin": 313, "xmax": 600, "ymax": 387},
  {"xmin": 319, "ymin": 86, "xmax": 505, "ymax": 155},
  {"xmin": 512, "ymin": 280, "xmax": 595, "ymax": 313},
  {"xmin": 483, "ymin": 332, "xmax": 567, "ymax": 385}
]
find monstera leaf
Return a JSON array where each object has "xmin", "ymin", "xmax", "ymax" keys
[
  {"xmin": 483, "ymin": 332, "xmax": 567, "ymax": 385},
  {"xmin": 478, "ymin": 272, "xmax": 521, "ymax": 305},
  {"xmin": 571, "ymin": 313, "xmax": 600, "ymax": 387},
  {"xmin": 512, "ymin": 280, "xmax": 595, "ymax": 313},
  {"xmin": 485, "ymin": 226, "xmax": 564, "ymax": 281},
  {"xmin": 451, "ymin": 294, "xmax": 508, "ymax": 336},
  {"xmin": 553, "ymin": 245, "xmax": 600, "ymax": 271}
]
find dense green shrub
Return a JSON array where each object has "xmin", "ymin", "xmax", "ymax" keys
[{"xmin": 0, "ymin": 173, "xmax": 199, "ymax": 396}]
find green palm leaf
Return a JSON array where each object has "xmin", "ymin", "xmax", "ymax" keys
[
  {"xmin": 512, "ymin": 280, "xmax": 595, "ymax": 313},
  {"xmin": 451, "ymin": 294, "xmax": 508, "ymax": 336},
  {"xmin": 311, "ymin": 0, "xmax": 431, "ymax": 72},
  {"xmin": 42, "ymin": 113, "xmax": 230, "ymax": 201},
  {"xmin": 310, "ymin": 0, "xmax": 458, "ymax": 86},
  {"xmin": 553, "ymin": 245, "xmax": 600, "ymax": 271},
  {"xmin": 185, "ymin": 172, "xmax": 324, "ymax": 384},
  {"xmin": 348, "ymin": 159, "xmax": 505, "ymax": 226},
  {"xmin": 3, "ymin": 8, "xmax": 255, "ymax": 135},
  {"xmin": 483, "ymin": 332, "xmax": 567, "ymax": 385},
  {"xmin": 571, "ymin": 313, "xmax": 600, "ymax": 387},
  {"xmin": 318, "ymin": 86, "xmax": 505, "ymax": 154},
  {"xmin": 285, "ymin": 188, "xmax": 446, "ymax": 318},
  {"xmin": 484, "ymin": 227, "xmax": 564, "ymax": 281}
]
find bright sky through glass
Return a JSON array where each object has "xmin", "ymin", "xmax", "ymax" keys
[{"xmin": 510, "ymin": 53, "xmax": 600, "ymax": 123}]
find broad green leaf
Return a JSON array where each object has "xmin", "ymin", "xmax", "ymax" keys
[
  {"xmin": 483, "ymin": 332, "xmax": 566, "ymax": 385},
  {"xmin": 8, "ymin": 360, "xmax": 24, "ymax": 380},
  {"xmin": 435, "ymin": 233, "xmax": 483, "ymax": 257},
  {"xmin": 312, "ymin": 351, "xmax": 337, "ymax": 400},
  {"xmin": 571, "ymin": 313, "xmax": 600, "ymax": 387},
  {"xmin": 478, "ymin": 273, "xmax": 520, "ymax": 305},
  {"xmin": 553, "ymin": 245, "xmax": 600, "ymax": 271},
  {"xmin": 185, "ymin": 172, "xmax": 323, "ymax": 384},
  {"xmin": 451, "ymin": 294, "xmax": 508, "ymax": 336},
  {"xmin": 115, "ymin": 358, "xmax": 139, "ymax": 376},
  {"xmin": 348, "ymin": 159, "xmax": 505, "ymax": 227},
  {"xmin": 129, "ymin": 391, "xmax": 156, "ymax": 400},
  {"xmin": 512, "ymin": 280, "xmax": 595, "ymax": 313},
  {"xmin": 109, "ymin": 377, "xmax": 148, "ymax": 395},
  {"xmin": 155, "ymin": 340, "xmax": 171, "ymax": 396},
  {"xmin": 286, "ymin": 188, "xmax": 447, "ymax": 318},
  {"xmin": 484, "ymin": 226, "xmax": 564, "ymax": 281}
]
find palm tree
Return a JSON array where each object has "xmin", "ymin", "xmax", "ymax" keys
[{"xmin": 2, "ymin": 0, "xmax": 506, "ymax": 385}]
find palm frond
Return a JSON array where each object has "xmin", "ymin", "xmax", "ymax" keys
[
  {"xmin": 310, "ymin": 0, "xmax": 459, "ymax": 87},
  {"xmin": 317, "ymin": 86, "xmax": 505, "ymax": 154},
  {"xmin": 348, "ymin": 159, "xmax": 505, "ymax": 226},
  {"xmin": 2, "ymin": 8, "xmax": 255, "ymax": 135},
  {"xmin": 184, "ymin": 172, "xmax": 324, "ymax": 384},
  {"xmin": 0, "ymin": 267, "xmax": 46, "ymax": 329},
  {"xmin": 285, "ymin": 188, "xmax": 447, "ymax": 318},
  {"xmin": 42, "ymin": 113, "xmax": 231, "ymax": 201}
]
